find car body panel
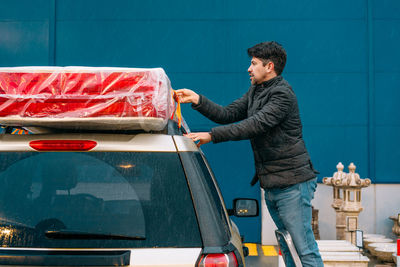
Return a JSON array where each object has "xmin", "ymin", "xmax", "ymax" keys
[
  {"xmin": 0, "ymin": 122, "xmax": 248, "ymax": 267},
  {"xmin": 173, "ymin": 135, "xmax": 198, "ymax": 152},
  {"xmin": 129, "ymin": 248, "xmax": 202, "ymax": 267},
  {"xmin": 0, "ymin": 133, "xmax": 176, "ymax": 152},
  {"xmin": 0, "ymin": 247, "xmax": 202, "ymax": 267}
]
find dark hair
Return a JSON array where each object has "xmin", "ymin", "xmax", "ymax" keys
[{"xmin": 247, "ymin": 41, "xmax": 287, "ymax": 75}]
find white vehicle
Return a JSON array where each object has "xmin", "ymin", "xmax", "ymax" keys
[{"xmin": 0, "ymin": 120, "xmax": 258, "ymax": 267}]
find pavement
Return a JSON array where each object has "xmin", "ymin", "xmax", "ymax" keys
[
  {"xmin": 244, "ymin": 243, "xmax": 279, "ymax": 266},
  {"xmin": 243, "ymin": 243, "xmax": 396, "ymax": 267}
]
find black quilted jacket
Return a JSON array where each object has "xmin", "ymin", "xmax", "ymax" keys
[{"xmin": 192, "ymin": 75, "xmax": 318, "ymax": 188}]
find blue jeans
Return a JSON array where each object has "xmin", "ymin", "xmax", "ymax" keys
[{"xmin": 264, "ymin": 178, "xmax": 324, "ymax": 267}]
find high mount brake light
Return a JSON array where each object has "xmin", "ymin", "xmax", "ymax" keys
[
  {"xmin": 198, "ymin": 252, "xmax": 238, "ymax": 267},
  {"xmin": 29, "ymin": 140, "xmax": 97, "ymax": 151}
]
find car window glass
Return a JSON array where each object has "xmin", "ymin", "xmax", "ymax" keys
[
  {"xmin": 0, "ymin": 152, "xmax": 201, "ymax": 248},
  {"xmin": 199, "ymin": 152, "xmax": 232, "ymax": 228},
  {"xmin": 194, "ymin": 153, "xmax": 230, "ymax": 234}
]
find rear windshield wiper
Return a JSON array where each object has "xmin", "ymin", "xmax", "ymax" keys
[{"xmin": 45, "ymin": 230, "xmax": 145, "ymax": 240}]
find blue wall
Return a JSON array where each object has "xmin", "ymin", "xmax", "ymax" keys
[{"xmin": 1, "ymin": 0, "xmax": 399, "ymax": 242}]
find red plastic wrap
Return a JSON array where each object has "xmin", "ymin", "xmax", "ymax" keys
[{"xmin": 0, "ymin": 67, "xmax": 174, "ymax": 131}]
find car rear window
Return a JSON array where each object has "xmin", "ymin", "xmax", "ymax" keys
[{"xmin": 0, "ymin": 152, "xmax": 201, "ymax": 248}]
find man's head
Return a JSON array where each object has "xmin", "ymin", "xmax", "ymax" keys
[{"xmin": 247, "ymin": 41, "xmax": 287, "ymax": 85}]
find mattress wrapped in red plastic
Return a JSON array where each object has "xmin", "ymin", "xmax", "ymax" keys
[{"xmin": 0, "ymin": 67, "xmax": 175, "ymax": 131}]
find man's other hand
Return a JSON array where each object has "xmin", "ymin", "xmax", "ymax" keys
[
  {"xmin": 175, "ymin": 89, "xmax": 200, "ymax": 105},
  {"xmin": 184, "ymin": 132, "xmax": 211, "ymax": 147}
]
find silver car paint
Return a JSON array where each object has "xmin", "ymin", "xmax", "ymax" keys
[
  {"xmin": 0, "ymin": 133, "xmax": 245, "ymax": 266},
  {"xmin": 0, "ymin": 133, "xmax": 178, "ymax": 152},
  {"xmin": 0, "ymin": 247, "xmax": 202, "ymax": 267}
]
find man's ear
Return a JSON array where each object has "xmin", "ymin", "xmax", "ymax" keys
[{"xmin": 266, "ymin": 61, "xmax": 275, "ymax": 73}]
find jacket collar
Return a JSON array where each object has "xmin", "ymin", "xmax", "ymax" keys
[{"xmin": 256, "ymin": 75, "xmax": 282, "ymax": 89}]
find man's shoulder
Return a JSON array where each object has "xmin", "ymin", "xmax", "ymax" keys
[
  {"xmin": 271, "ymin": 79, "xmax": 293, "ymax": 94},
  {"xmin": 276, "ymin": 77, "xmax": 292, "ymax": 89},
  {"xmin": 268, "ymin": 79, "xmax": 297, "ymax": 103}
]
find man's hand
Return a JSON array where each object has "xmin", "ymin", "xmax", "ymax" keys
[
  {"xmin": 184, "ymin": 132, "xmax": 211, "ymax": 147},
  {"xmin": 175, "ymin": 89, "xmax": 200, "ymax": 105}
]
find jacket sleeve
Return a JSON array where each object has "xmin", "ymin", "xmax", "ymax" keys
[
  {"xmin": 191, "ymin": 92, "xmax": 249, "ymax": 124},
  {"xmin": 210, "ymin": 87, "xmax": 293, "ymax": 143}
]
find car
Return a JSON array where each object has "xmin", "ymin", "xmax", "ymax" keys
[{"xmin": 0, "ymin": 119, "xmax": 259, "ymax": 267}]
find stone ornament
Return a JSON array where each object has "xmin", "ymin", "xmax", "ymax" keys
[
  {"xmin": 323, "ymin": 163, "xmax": 371, "ymax": 245},
  {"xmin": 323, "ymin": 162, "xmax": 346, "ymax": 210},
  {"xmin": 389, "ymin": 216, "xmax": 400, "ymax": 238}
]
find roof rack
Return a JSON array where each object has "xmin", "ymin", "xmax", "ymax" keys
[{"xmin": 0, "ymin": 119, "xmax": 187, "ymax": 136}]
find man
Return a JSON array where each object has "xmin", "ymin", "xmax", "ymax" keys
[{"xmin": 176, "ymin": 41, "xmax": 323, "ymax": 267}]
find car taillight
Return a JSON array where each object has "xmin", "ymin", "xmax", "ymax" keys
[
  {"xmin": 29, "ymin": 140, "xmax": 97, "ymax": 151},
  {"xmin": 198, "ymin": 252, "xmax": 238, "ymax": 267}
]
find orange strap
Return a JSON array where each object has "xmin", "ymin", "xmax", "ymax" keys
[{"xmin": 172, "ymin": 90, "xmax": 182, "ymax": 128}]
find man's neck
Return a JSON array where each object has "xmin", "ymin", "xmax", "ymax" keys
[{"xmin": 258, "ymin": 73, "xmax": 278, "ymax": 85}]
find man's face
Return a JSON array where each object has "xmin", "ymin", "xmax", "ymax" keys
[{"xmin": 247, "ymin": 57, "xmax": 273, "ymax": 85}]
